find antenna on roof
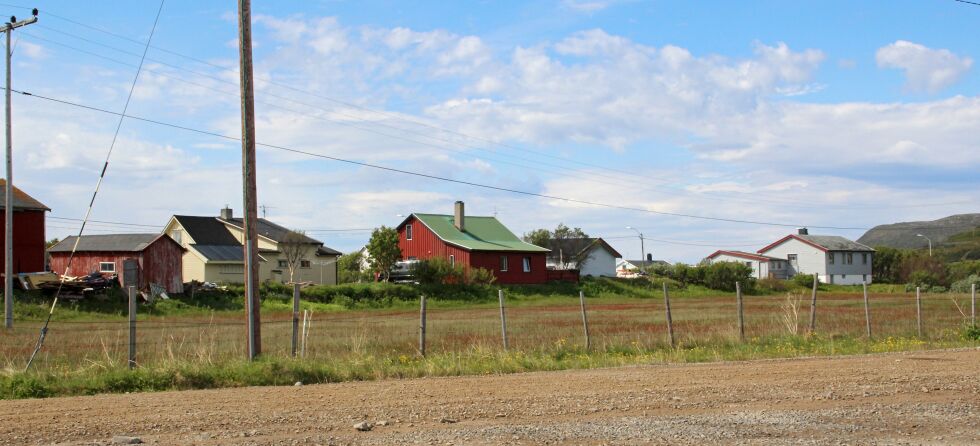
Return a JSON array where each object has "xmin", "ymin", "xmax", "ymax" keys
[{"xmin": 259, "ymin": 204, "xmax": 276, "ymax": 218}]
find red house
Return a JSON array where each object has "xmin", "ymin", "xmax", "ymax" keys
[
  {"xmin": 396, "ymin": 201, "xmax": 550, "ymax": 284},
  {"xmin": 0, "ymin": 179, "xmax": 49, "ymax": 287},
  {"xmin": 48, "ymin": 233, "xmax": 186, "ymax": 294}
]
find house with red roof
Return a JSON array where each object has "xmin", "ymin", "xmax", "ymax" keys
[{"xmin": 705, "ymin": 250, "xmax": 790, "ymax": 279}]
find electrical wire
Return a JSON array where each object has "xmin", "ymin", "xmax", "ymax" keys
[
  {"xmin": 25, "ymin": 0, "xmax": 166, "ymax": 371},
  {"xmin": 11, "ymin": 87, "xmax": 886, "ymax": 231}
]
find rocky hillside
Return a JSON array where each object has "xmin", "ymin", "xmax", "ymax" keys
[{"xmin": 857, "ymin": 213, "xmax": 980, "ymax": 249}]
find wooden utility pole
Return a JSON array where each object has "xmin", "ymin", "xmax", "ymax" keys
[
  {"xmin": 862, "ymin": 281, "xmax": 872, "ymax": 338},
  {"xmin": 3, "ymin": 9, "xmax": 38, "ymax": 330},
  {"xmin": 418, "ymin": 294, "xmax": 427, "ymax": 356},
  {"xmin": 237, "ymin": 0, "xmax": 261, "ymax": 358},
  {"xmin": 662, "ymin": 282, "xmax": 674, "ymax": 348}
]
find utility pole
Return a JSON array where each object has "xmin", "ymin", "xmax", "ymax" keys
[
  {"xmin": 3, "ymin": 9, "xmax": 38, "ymax": 330},
  {"xmin": 626, "ymin": 226, "xmax": 646, "ymax": 271},
  {"xmin": 237, "ymin": 0, "xmax": 260, "ymax": 358}
]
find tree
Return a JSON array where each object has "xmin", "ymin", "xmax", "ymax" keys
[
  {"xmin": 523, "ymin": 223, "xmax": 590, "ymax": 269},
  {"xmin": 337, "ymin": 250, "xmax": 365, "ymax": 284},
  {"xmin": 279, "ymin": 230, "xmax": 309, "ymax": 283},
  {"xmin": 522, "ymin": 228, "xmax": 551, "ymax": 248},
  {"xmin": 45, "ymin": 238, "xmax": 60, "ymax": 249},
  {"xmin": 367, "ymin": 226, "xmax": 401, "ymax": 282}
]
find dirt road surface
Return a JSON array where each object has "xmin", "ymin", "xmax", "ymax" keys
[{"xmin": 2, "ymin": 349, "xmax": 978, "ymax": 445}]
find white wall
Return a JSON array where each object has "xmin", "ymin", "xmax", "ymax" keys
[
  {"xmin": 580, "ymin": 247, "xmax": 617, "ymax": 277},
  {"xmin": 760, "ymin": 238, "xmax": 828, "ymax": 282}
]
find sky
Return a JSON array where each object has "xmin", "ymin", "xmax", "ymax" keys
[{"xmin": 3, "ymin": 0, "xmax": 979, "ymax": 263}]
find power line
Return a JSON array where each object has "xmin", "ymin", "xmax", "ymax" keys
[{"xmin": 13, "ymin": 87, "xmax": 886, "ymax": 231}]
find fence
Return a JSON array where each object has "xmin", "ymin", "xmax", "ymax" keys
[{"xmin": 2, "ymin": 283, "xmax": 976, "ymax": 372}]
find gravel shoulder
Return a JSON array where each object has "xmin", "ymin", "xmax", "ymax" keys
[{"xmin": 2, "ymin": 349, "xmax": 978, "ymax": 445}]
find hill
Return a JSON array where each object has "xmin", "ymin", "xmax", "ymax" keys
[{"xmin": 857, "ymin": 213, "xmax": 980, "ymax": 249}]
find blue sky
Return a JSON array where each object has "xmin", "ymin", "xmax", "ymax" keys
[{"xmin": 4, "ymin": 0, "xmax": 979, "ymax": 262}]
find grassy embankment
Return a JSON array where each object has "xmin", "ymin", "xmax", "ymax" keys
[{"xmin": 2, "ymin": 278, "xmax": 977, "ymax": 399}]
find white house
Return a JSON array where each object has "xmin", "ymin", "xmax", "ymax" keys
[
  {"xmin": 704, "ymin": 250, "xmax": 790, "ymax": 279},
  {"xmin": 544, "ymin": 238, "xmax": 622, "ymax": 277},
  {"xmin": 757, "ymin": 229, "xmax": 874, "ymax": 285}
]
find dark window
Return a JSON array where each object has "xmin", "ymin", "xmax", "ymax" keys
[
  {"xmin": 862, "ymin": 253, "xmax": 868, "ymax": 264},
  {"xmin": 300, "ymin": 260, "xmax": 311, "ymax": 268},
  {"xmin": 99, "ymin": 262, "xmax": 115, "ymax": 273},
  {"xmin": 500, "ymin": 256, "xmax": 508, "ymax": 272},
  {"xmin": 406, "ymin": 224, "xmax": 413, "ymax": 240},
  {"xmin": 278, "ymin": 260, "xmax": 288, "ymax": 268},
  {"xmin": 829, "ymin": 253, "xmax": 835, "ymax": 264},
  {"xmin": 846, "ymin": 253, "xmax": 853, "ymax": 264}
]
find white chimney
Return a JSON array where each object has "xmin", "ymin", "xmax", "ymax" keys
[
  {"xmin": 220, "ymin": 207, "xmax": 233, "ymax": 220},
  {"xmin": 454, "ymin": 201, "xmax": 465, "ymax": 231}
]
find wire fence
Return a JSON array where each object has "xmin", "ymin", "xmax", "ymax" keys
[{"xmin": 2, "ymin": 284, "xmax": 976, "ymax": 372}]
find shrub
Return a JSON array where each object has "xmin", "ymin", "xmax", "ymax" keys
[
  {"xmin": 757, "ymin": 277, "xmax": 788, "ymax": 293},
  {"xmin": 702, "ymin": 262, "xmax": 753, "ymax": 292},
  {"xmin": 948, "ymin": 261, "xmax": 980, "ymax": 282},
  {"xmin": 950, "ymin": 274, "xmax": 980, "ymax": 293},
  {"xmin": 792, "ymin": 273, "xmax": 817, "ymax": 288},
  {"xmin": 907, "ymin": 270, "xmax": 939, "ymax": 288}
]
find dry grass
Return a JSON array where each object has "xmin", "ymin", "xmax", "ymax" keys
[{"xmin": 2, "ymin": 291, "xmax": 976, "ymax": 374}]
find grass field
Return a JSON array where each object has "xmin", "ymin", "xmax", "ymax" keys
[{"xmin": 1, "ymin": 286, "xmax": 977, "ymax": 399}]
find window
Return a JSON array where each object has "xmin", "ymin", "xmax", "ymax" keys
[
  {"xmin": 863, "ymin": 274, "xmax": 867, "ymax": 282},
  {"xmin": 522, "ymin": 257, "xmax": 531, "ymax": 273},
  {"xmin": 171, "ymin": 229, "xmax": 182, "ymax": 245},
  {"xmin": 842, "ymin": 274, "xmax": 847, "ymax": 279},
  {"xmin": 862, "ymin": 253, "xmax": 868, "ymax": 264},
  {"xmin": 220, "ymin": 264, "xmax": 244, "ymax": 274},
  {"xmin": 788, "ymin": 254, "xmax": 797, "ymax": 262},
  {"xmin": 278, "ymin": 260, "xmax": 288, "ymax": 268},
  {"xmin": 846, "ymin": 253, "xmax": 853, "ymax": 265},
  {"xmin": 300, "ymin": 260, "xmax": 312, "ymax": 268},
  {"xmin": 406, "ymin": 224, "xmax": 413, "ymax": 240},
  {"xmin": 829, "ymin": 253, "xmax": 835, "ymax": 264},
  {"xmin": 745, "ymin": 261, "xmax": 752, "ymax": 267},
  {"xmin": 449, "ymin": 255, "xmax": 455, "ymax": 268},
  {"xmin": 500, "ymin": 256, "xmax": 508, "ymax": 272},
  {"xmin": 99, "ymin": 262, "xmax": 115, "ymax": 273}
]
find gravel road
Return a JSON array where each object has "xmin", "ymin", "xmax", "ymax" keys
[{"xmin": 2, "ymin": 349, "xmax": 977, "ymax": 445}]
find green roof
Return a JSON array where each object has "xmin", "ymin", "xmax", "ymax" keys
[{"xmin": 412, "ymin": 213, "xmax": 550, "ymax": 252}]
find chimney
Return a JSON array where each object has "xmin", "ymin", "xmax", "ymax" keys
[
  {"xmin": 454, "ymin": 201, "xmax": 465, "ymax": 231},
  {"xmin": 220, "ymin": 206, "xmax": 233, "ymax": 220},
  {"xmin": 798, "ymin": 227, "xmax": 808, "ymax": 235}
]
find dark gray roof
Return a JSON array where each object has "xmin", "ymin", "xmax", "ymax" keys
[
  {"xmin": 173, "ymin": 216, "xmax": 240, "ymax": 245},
  {"xmin": 0, "ymin": 179, "xmax": 49, "ymax": 211},
  {"xmin": 544, "ymin": 238, "xmax": 622, "ymax": 262},
  {"xmin": 316, "ymin": 245, "xmax": 342, "ymax": 256},
  {"xmin": 798, "ymin": 235, "xmax": 874, "ymax": 251},
  {"xmin": 221, "ymin": 217, "xmax": 321, "ymax": 244},
  {"xmin": 192, "ymin": 244, "xmax": 244, "ymax": 261},
  {"xmin": 48, "ymin": 234, "xmax": 168, "ymax": 253}
]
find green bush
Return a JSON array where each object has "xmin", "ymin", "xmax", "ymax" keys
[
  {"xmin": 757, "ymin": 277, "xmax": 788, "ymax": 293},
  {"xmin": 950, "ymin": 274, "xmax": 980, "ymax": 293},
  {"xmin": 907, "ymin": 270, "xmax": 940, "ymax": 288},
  {"xmin": 792, "ymin": 273, "xmax": 817, "ymax": 288},
  {"xmin": 702, "ymin": 262, "xmax": 753, "ymax": 292}
]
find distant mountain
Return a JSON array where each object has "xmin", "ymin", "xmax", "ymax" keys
[{"xmin": 857, "ymin": 214, "xmax": 980, "ymax": 249}]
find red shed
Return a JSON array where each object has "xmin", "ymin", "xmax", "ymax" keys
[
  {"xmin": 48, "ymin": 233, "xmax": 185, "ymax": 294},
  {"xmin": 396, "ymin": 201, "xmax": 551, "ymax": 284},
  {"xmin": 0, "ymin": 179, "xmax": 49, "ymax": 287}
]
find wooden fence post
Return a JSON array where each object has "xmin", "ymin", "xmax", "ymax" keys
[
  {"xmin": 862, "ymin": 281, "xmax": 872, "ymax": 338},
  {"xmin": 663, "ymin": 282, "xmax": 674, "ymax": 348},
  {"xmin": 291, "ymin": 283, "xmax": 300, "ymax": 357},
  {"xmin": 419, "ymin": 294, "xmax": 427, "ymax": 357},
  {"xmin": 972, "ymin": 283, "xmax": 976, "ymax": 328},
  {"xmin": 916, "ymin": 286, "xmax": 922, "ymax": 338},
  {"xmin": 808, "ymin": 274, "xmax": 818, "ymax": 334},
  {"xmin": 128, "ymin": 286, "xmax": 136, "ymax": 370},
  {"xmin": 300, "ymin": 310, "xmax": 310, "ymax": 358},
  {"xmin": 498, "ymin": 289, "xmax": 509, "ymax": 351},
  {"xmin": 735, "ymin": 281, "xmax": 744, "ymax": 342},
  {"xmin": 579, "ymin": 290, "xmax": 591, "ymax": 350}
]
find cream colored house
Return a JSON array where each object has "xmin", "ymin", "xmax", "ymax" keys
[{"xmin": 162, "ymin": 208, "xmax": 341, "ymax": 285}]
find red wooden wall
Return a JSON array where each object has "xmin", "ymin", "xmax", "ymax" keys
[
  {"xmin": 0, "ymin": 209, "xmax": 46, "ymax": 286},
  {"xmin": 398, "ymin": 216, "xmax": 549, "ymax": 284},
  {"xmin": 48, "ymin": 237, "xmax": 184, "ymax": 293}
]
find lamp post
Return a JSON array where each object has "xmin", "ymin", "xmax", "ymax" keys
[
  {"xmin": 625, "ymin": 226, "xmax": 646, "ymax": 272},
  {"xmin": 916, "ymin": 234, "xmax": 932, "ymax": 257}
]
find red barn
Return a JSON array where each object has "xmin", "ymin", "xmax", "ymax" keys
[
  {"xmin": 0, "ymin": 179, "xmax": 49, "ymax": 287},
  {"xmin": 48, "ymin": 234, "xmax": 185, "ymax": 294},
  {"xmin": 396, "ymin": 201, "xmax": 550, "ymax": 284}
]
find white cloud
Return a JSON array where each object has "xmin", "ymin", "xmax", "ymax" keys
[
  {"xmin": 876, "ymin": 40, "xmax": 973, "ymax": 93},
  {"xmin": 562, "ymin": 0, "xmax": 614, "ymax": 13}
]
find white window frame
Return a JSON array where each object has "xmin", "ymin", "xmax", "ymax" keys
[
  {"xmin": 99, "ymin": 262, "xmax": 115, "ymax": 273},
  {"xmin": 449, "ymin": 255, "xmax": 455, "ymax": 268},
  {"xmin": 406, "ymin": 224, "xmax": 413, "ymax": 240},
  {"xmin": 500, "ymin": 255, "xmax": 508, "ymax": 272},
  {"xmin": 171, "ymin": 229, "xmax": 183, "ymax": 245},
  {"xmin": 522, "ymin": 257, "xmax": 531, "ymax": 273}
]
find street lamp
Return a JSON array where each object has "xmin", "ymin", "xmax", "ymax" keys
[
  {"xmin": 625, "ymin": 226, "xmax": 646, "ymax": 271},
  {"xmin": 916, "ymin": 234, "xmax": 932, "ymax": 257}
]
